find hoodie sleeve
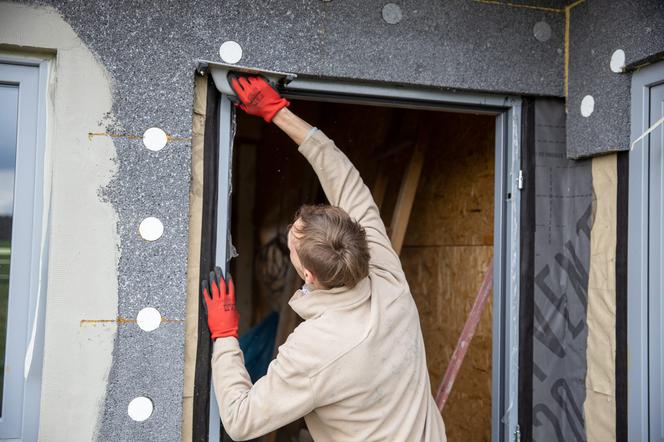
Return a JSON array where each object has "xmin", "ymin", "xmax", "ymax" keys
[
  {"xmin": 298, "ymin": 129, "xmax": 405, "ymax": 281},
  {"xmin": 211, "ymin": 336, "xmax": 316, "ymax": 441}
]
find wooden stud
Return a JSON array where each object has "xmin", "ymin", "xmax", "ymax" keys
[
  {"xmin": 390, "ymin": 125, "xmax": 429, "ymax": 255},
  {"xmin": 372, "ymin": 171, "xmax": 389, "ymax": 210},
  {"xmin": 435, "ymin": 263, "xmax": 493, "ymax": 412}
]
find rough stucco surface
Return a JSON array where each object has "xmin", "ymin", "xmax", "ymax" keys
[
  {"xmin": 0, "ymin": 3, "xmax": 118, "ymax": 441},
  {"xmin": 27, "ymin": 0, "xmax": 567, "ymax": 133},
  {"xmin": 567, "ymin": 0, "xmax": 664, "ymax": 158}
]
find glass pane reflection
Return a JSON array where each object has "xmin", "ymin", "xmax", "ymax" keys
[{"xmin": 0, "ymin": 83, "xmax": 19, "ymax": 413}]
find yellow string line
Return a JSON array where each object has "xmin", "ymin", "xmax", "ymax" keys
[
  {"xmin": 87, "ymin": 132, "xmax": 191, "ymax": 142},
  {"xmin": 473, "ymin": 0, "xmax": 563, "ymax": 13},
  {"xmin": 566, "ymin": 0, "xmax": 587, "ymax": 10},
  {"xmin": 80, "ymin": 317, "xmax": 184, "ymax": 325},
  {"xmin": 564, "ymin": 8, "xmax": 571, "ymax": 98}
]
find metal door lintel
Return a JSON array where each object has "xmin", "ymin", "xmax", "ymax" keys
[{"xmin": 197, "ymin": 59, "xmax": 296, "ymax": 97}]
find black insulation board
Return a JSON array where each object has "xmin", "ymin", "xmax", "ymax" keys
[
  {"xmin": 566, "ymin": 0, "xmax": 664, "ymax": 158},
  {"xmin": 518, "ymin": 97, "xmax": 536, "ymax": 442},
  {"xmin": 25, "ymin": 0, "xmax": 567, "ymax": 141},
  {"xmin": 532, "ymin": 98, "xmax": 592, "ymax": 441}
]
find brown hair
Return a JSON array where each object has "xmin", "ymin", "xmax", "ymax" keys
[{"xmin": 290, "ymin": 204, "xmax": 370, "ymax": 289}]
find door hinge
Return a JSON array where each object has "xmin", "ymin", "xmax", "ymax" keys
[
  {"xmin": 517, "ymin": 169, "xmax": 524, "ymax": 190},
  {"xmin": 514, "ymin": 424, "xmax": 521, "ymax": 442}
]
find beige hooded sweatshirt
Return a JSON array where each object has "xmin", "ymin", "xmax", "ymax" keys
[{"xmin": 212, "ymin": 129, "xmax": 447, "ymax": 442}]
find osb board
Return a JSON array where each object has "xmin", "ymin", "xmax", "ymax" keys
[
  {"xmin": 403, "ymin": 113, "xmax": 495, "ymax": 247},
  {"xmin": 400, "ymin": 111, "xmax": 495, "ymax": 442},
  {"xmin": 401, "ymin": 246, "xmax": 493, "ymax": 442}
]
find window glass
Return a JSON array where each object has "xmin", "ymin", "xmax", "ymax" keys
[{"xmin": 0, "ymin": 83, "xmax": 19, "ymax": 413}]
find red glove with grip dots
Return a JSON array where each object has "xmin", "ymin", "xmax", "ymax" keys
[
  {"xmin": 201, "ymin": 266, "xmax": 239, "ymax": 339},
  {"xmin": 229, "ymin": 74, "xmax": 290, "ymax": 123}
]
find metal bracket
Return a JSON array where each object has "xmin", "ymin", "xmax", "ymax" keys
[{"xmin": 196, "ymin": 59, "xmax": 297, "ymax": 97}]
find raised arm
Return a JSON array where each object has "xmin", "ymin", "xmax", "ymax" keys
[
  {"xmin": 229, "ymin": 75, "xmax": 403, "ymax": 278},
  {"xmin": 273, "ymin": 108, "xmax": 404, "ymax": 279}
]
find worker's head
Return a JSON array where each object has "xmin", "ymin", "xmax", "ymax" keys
[{"xmin": 287, "ymin": 204, "xmax": 370, "ymax": 290}]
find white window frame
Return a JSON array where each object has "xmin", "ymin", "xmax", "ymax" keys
[
  {"xmin": 0, "ymin": 55, "xmax": 49, "ymax": 442},
  {"xmin": 628, "ymin": 60, "xmax": 664, "ymax": 442}
]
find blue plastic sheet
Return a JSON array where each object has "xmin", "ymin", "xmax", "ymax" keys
[{"xmin": 239, "ymin": 311, "xmax": 279, "ymax": 383}]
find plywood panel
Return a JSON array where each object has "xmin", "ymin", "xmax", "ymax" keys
[
  {"xmin": 401, "ymin": 246, "xmax": 493, "ymax": 442},
  {"xmin": 404, "ymin": 113, "xmax": 495, "ymax": 247},
  {"xmin": 401, "ymin": 111, "xmax": 495, "ymax": 442}
]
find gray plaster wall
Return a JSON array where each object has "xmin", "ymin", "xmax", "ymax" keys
[{"xmin": 567, "ymin": 0, "xmax": 664, "ymax": 158}]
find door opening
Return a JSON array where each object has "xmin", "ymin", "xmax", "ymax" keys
[
  {"xmin": 198, "ymin": 63, "xmax": 522, "ymax": 442},
  {"xmin": 229, "ymin": 99, "xmax": 495, "ymax": 441}
]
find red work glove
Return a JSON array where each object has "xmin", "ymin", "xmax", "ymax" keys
[
  {"xmin": 229, "ymin": 75, "xmax": 290, "ymax": 123},
  {"xmin": 201, "ymin": 267, "xmax": 239, "ymax": 339}
]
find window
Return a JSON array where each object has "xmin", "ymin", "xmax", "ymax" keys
[
  {"xmin": 0, "ymin": 81, "xmax": 19, "ymax": 413},
  {"xmin": 628, "ymin": 60, "xmax": 664, "ymax": 441},
  {"xmin": 0, "ymin": 58, "xmax": 48, "ymax": 441}
]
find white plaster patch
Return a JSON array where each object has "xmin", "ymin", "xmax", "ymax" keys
[
  {"xmin": 581, "ymin": 95, "xmax": 595, "ymax": 117},
  {"xmin": 219, "ymin": 41, "xmax": 243, "ymax": 64},
  {"xmin": 610, "ymin": 49, "xmax": 625, "ymax": 73},
  {"xmin": 0, "ymin": 3, "xmax": 120, "ymax": 440},
  {"xmin": 136, "ymin": 307, "xmax": 162, "ymax": 332},
  {"xmin": 382, "ymin": 3, "xmax": 402, "ymax": 24},
  {"xmin": 533, "ymin": 21, "xmax": 551, "ymax": 42},
  {"xmin": 127, "ymin": 396, "xmax": 153, "ymax": 421},
  {"xmin": 139, "ymin": 217, "xmax": 164, "ymax": 241},
  {"xmin": 142, "ymin": 127, "xmax": 168, "ymax": 151}
]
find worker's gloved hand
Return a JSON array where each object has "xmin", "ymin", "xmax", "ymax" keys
[
  {"xmin": 201, "ymin": 267, "xmax": 239, "ymax": 339},
  {"xmin": 229, "ymin": 75, "xmax": 290, "ymax": 123}
]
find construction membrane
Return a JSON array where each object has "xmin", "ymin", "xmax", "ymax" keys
[{"xmin": 531, "ymin": 98, "xmax": 592, "ymax": 441}]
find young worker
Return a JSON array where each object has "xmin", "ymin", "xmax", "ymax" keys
[{"xmin": 202, "ymin": 75, "xmax": 446, "ymax": 441}]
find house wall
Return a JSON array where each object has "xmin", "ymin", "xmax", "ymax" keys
[
  {"xmin": 567, "ymin": 0, "xmax": 664, "ymax": 158},
  {"xmin": 0, "ymin": 0, "xmax": 660, "ymax": 440},
  {"xmin": 0, "ymin": 3, "xmax": 118, "ymax": 440}
]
